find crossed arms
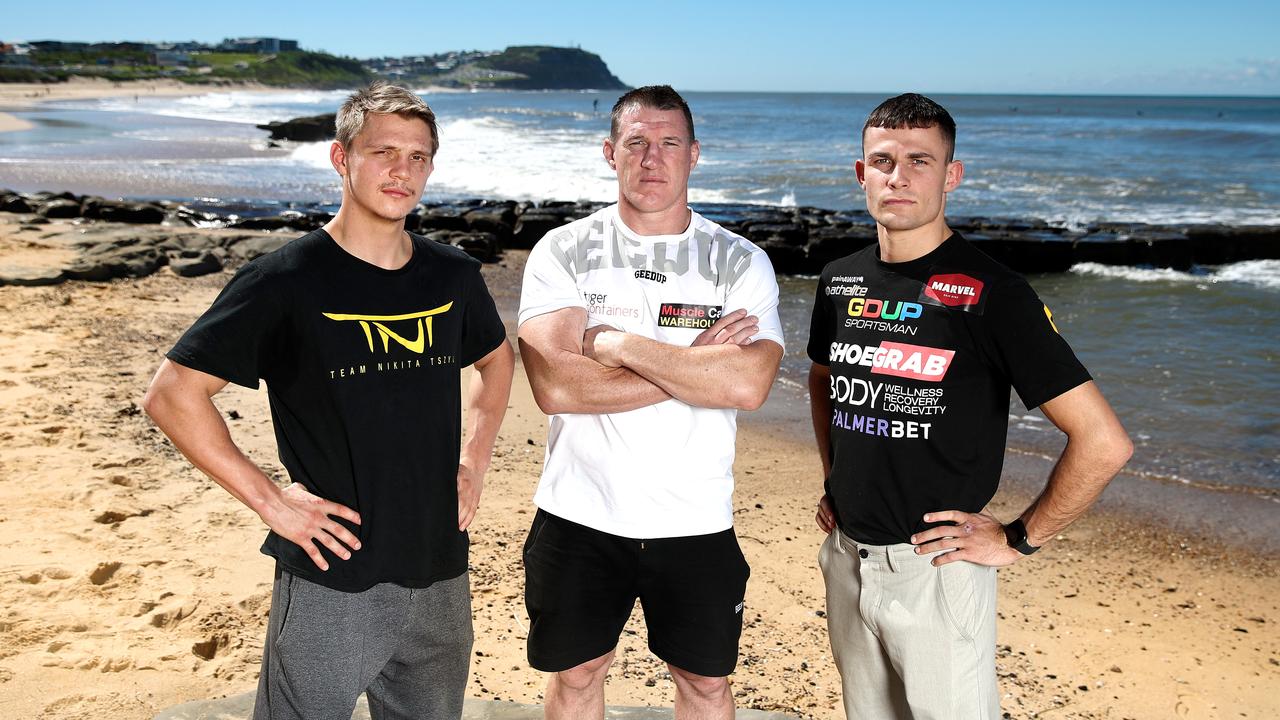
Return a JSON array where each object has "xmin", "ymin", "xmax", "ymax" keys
[{"xmin": 518, "ymin": 306, "xmax": 783, "ymax": 416}]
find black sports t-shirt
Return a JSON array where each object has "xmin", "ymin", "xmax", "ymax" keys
[
  {"xmin": 168, "ymin": 229, "xmax": 506, "ymax": 591},
  {"xmin": 806, "ymin": 233, "xmax": 1090, "ymax": 544}
]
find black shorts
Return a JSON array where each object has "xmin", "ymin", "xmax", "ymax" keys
[{"xmin": 522, "ymin": 509, "xmax": 750, "ymax": 677}]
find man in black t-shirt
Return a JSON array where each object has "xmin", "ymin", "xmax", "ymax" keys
[
  {"xmin": 807, "ymin": 94, "xmax": 1132, "ymax": 719},
  {"xmin": 143, "ymin": 82, "xmax": 514, "ymax": 720}
]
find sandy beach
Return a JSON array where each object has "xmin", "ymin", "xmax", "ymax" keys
[
  {"xmin": 0, "ymin": 212, "xmax": 1275, "ymax": 719},
  {"xmin": 0, "ymin": 77, "xmax": 274, "ymax": 135}
]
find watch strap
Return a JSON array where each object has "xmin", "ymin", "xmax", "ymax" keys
[{"xmin": 1004, "ymin": 518, "xmax": 1039, "ymax": 555}]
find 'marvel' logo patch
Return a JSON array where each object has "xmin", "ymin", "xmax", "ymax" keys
[{"xmin": 923, "ymin": 273, "xmax": 985, "ymax": 308}]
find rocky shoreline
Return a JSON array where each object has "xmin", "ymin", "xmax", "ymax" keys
[{"xmin": 1, "ymin": 188, "xmax": 1277, "ymax": 286}]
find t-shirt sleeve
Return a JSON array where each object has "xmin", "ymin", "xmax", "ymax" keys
[
  {"xmin": 517, "ymin": 230, "xmax": 584, "ymax": 327},
  {"xmin": 166, "ymin": 263, "xmax": 283, "ymax": 389},
  {"xmin": 806, "ymin": 270, "xmax": 834, "ymax": 365},
  {"xmin": 979, "ymin": 277, "xmax": 1091, "ymax": 409},
  {"xmin": 459, "ymin": 265, "xmax": 508, "ymax": 367},
  {"xmin": 728, "ymin": 247, "xmax": 785, "ymax": 350}
]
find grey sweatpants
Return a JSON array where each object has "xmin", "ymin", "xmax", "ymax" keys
[{"xmin": 252, "ymin": 566, "xmax": 473, "ymax": 720}]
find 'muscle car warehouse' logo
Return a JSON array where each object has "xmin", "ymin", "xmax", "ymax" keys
[{"xmin": 657, "ymin": 303, "xmax": 723, "ymax": 329}]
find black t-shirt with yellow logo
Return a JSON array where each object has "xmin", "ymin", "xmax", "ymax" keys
[
  {"xmin": 806, "ymin": 233, "xmax": 1090, "ymax": 545},
  {"xmin": 169, "ymin": 229, "xmax": 506, "ymax": 591}
]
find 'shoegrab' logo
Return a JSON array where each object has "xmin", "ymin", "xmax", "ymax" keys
[{"xmin": 322, "ymin": 302, "xmax": 453, "ymax": 354}]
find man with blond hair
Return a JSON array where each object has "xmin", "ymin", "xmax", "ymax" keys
[{"xmin": 144, "ymin": 81, "xmax": 514, "ymax": 720}]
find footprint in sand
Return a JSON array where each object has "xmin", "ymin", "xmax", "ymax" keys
[
  {"xmin": 1175, "ymin": 692, "xmax": 1210, "ymax": 717},
  {"xmin": 93, "ymin": 507, "xmax": 152, "ymax": 524},
  {"xmin": 88, "ymin": 561, "xmax": 122, "ymax": 585},
  {"xmin": 192, "ymin": 632, "xmax": 229, "ymax": 660},
  {"xmin": 36, "ymin": 567, "xmax": 73, "ymax": 581},
  {"xmin": 149, "ymin": 599, "xmax": 200, "ymax": 629}
]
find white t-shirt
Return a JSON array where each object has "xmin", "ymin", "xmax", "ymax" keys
[{"xmin": 518, "ymin": 204, "xmax": 785, "ymax": 538}]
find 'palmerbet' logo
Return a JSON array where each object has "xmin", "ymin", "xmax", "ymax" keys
[{"xmin": 322, "ymin": 302, "xmax": 453, "ymax": 354}]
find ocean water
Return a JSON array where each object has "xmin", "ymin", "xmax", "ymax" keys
[
  {"xmin": 1, "ymin": 89, "xmax": 1277, "ymax": 500},
  {"xmin": 4, "ymin": 90, "xmax": 1279, "ymax": 226}
]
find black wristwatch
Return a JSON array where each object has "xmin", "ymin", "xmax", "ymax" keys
[{"xmin": 1003, "ymin": 518, "xmax": 1039, "ymax": 555}]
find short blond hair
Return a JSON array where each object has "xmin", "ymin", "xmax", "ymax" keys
[{"xmin": 335, "ymin": 81, "xmax": 439, "ymax": 155}]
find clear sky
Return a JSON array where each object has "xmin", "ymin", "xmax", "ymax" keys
[{"xmin": 6, "ymin": 0, "xmax": 1278, "ymax": 96}]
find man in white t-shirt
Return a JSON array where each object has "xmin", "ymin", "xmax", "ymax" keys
[{"xmin": 517, "ymin": 85, "xmax": 785, "ymax": 720}]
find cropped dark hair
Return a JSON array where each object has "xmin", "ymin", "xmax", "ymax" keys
[
  {"xmin": 610, "ymin": 85, "xmax": 695, "ymax": 142},
  {"xmin": 863, "ymin": 93, "xmax": 956, "ymax": 162}
]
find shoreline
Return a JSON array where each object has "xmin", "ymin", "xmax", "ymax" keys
[
  {"xmin": 0, "ymin": 226, "xmax": 1274, "ymax": 717},
  {"xmin": 0, "ymin": 77, "xmax": 284, "ymax": 134},
  {"xmin": 0, "ymin": 77, "xmax": 279, "ymax": 113}
]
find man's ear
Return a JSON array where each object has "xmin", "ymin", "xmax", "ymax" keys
[
  {"xmin": 944, "ymin": 159, "xmax": 964, "ymax": 193},
  {"xmin": 854, "ymin": 159, "xmax": 867, "ymax": 188},
  {"xmin": 689, "ymin": 139, "xmax": 700, "ymax": 170},
  {"xmin": 330, "ymin": 141, "xmax": 348, "ymax": 176},
  {"xmin": 603, "ymin": 138, "xmax": 616, "ymax": 170}
]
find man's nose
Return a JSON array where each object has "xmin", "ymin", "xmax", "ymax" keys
[
  {"xmin": 641, "ymin": 144, "xmax": 660, "ymax": 169},
  {"xmin": 390, "ymin": 155, "xmax": 411, "ymax": 180},
  {"xmin": 887, "ymin": 163, "xmax": 909, "ymax": 188}
]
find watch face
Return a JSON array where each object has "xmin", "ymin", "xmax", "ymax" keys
[{"xmin": 1005, "ymin": 519, "xmax": 1038, "ymax": 554}]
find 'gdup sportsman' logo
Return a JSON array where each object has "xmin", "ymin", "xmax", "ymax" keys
[
  {"xmin": 847, "ymin": 297, "xmax": 923, "ymax": 321},
  {"xmin": 322, "ymin": 302, "xmax": 453, "ymax": 354},
  {"xmin": 657, "ymin": 303, "xmax": 723, "ymax": 329}
]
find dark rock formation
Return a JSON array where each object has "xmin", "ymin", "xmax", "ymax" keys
[
  {"xmin": 82, "ymin": 198, "xmax": 166, "ymax": 224},
  {"xmin": 1, "ymin": 189, "xmax": 1276, "ymax": 284},
  {"xmin": 169, "ymin": 251, "xmax": 224, "ymax": 278},
  {"xmin": 38, "ymin": 199, "xmax": 82, "ymax": 219},
  {"xmin": 256, "ymin": 113, "xmax": 337, "ymax": 142}
]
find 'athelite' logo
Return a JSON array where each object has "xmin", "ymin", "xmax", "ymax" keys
[
  {"xmin": 657, "ymin": 303, "xmax": 723, "ymax": 329},
  {"xmin": 322, "ymin": 302, "xmax": 452, "ymax": 354}
]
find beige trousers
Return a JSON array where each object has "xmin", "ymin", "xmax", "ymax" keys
[{"xmin": 819, "ymin": 530, "xmax": 999, "ymax": 719}]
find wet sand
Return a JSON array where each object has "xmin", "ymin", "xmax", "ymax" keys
[{"xmin": 0, "ymin": 214, "xmax": 1276, "ymax": 719}]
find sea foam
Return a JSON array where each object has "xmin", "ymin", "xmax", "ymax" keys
[{"xmin": 1070, "ymin": 260, "xmax": 1280, "ymax": 290}]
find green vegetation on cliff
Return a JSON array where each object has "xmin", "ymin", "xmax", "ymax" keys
[
  {"xmin": 474, "ymin": 46, "xmax": 626, "ymax": 90},
  {"xmin": 3, "ymin": 42, "xmax": 623, "ymax": 91},
  {"xmin": 189, "ymin": 51, "xmax": 370, "ymax": 88},
  {"xmin": 3, "ymin": 48, "xmax": 370, "ymax": 89}
]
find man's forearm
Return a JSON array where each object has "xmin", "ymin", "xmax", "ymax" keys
[
  {"xmin": 610, "ymin": 334, "xmax": 783, "ymax": 410},
  {"xmin": 1019, "ymin": 433, "xmax": 1131, "ymax": 546},
  {"xmin": 1019, "ymin": 382, "xmax": 1133, "ymax": 546},
  {"xmin": 142, "ymin": 375, "xmax": 283, "ymax": 520},
  {"xmin": 518, "ymin": 337, "xmax": 671, "ymax": 415},
  {"xmin": 460, "ymin": 341, "xmax": 516, "ymax": 472}
]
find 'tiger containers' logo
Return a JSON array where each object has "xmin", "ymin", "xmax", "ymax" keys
[{"xmin": 322, "ymin": 302, "xmax": 453, "ymax": 354}]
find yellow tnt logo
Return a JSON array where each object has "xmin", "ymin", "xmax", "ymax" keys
[{"xmin": 322, "ymin": 302, "xmax": 453, "ymax": 354}]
